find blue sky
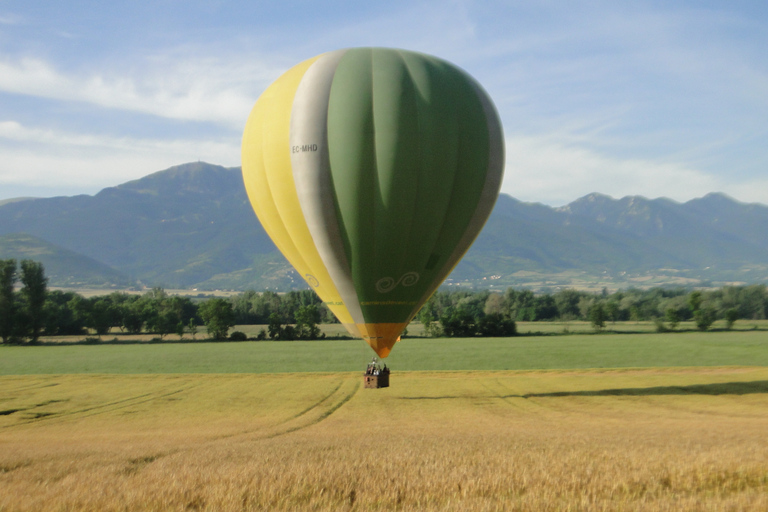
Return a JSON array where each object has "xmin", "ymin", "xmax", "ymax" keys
[{"xmin": 1, "ymin": 0, "xmax": 766, "ymax": 205}]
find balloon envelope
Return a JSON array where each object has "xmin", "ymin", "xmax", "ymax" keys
[{"xmin": 242, "ymin": 47, "xmax": 504, "ymax": 357}]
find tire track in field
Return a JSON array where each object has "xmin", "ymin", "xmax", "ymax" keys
[
  {"xmin": 278, "ymin": 380, "xmax": 345, "ymax": 424},
  {"xmin": 0, "ymin": 379, "xmax": 62, "ymax": 396},
  {"xmin": 0, "ymin": 383, "xmax": 200, "ymax": 429},
  {"xmin": 200, "ymin": 377, "xmax": 360, "ymax": 444},
  {"xmin": 113, "ymin": 378, "xmax": 362, "ymax": 470},
  {"xmin": 215, "ymin": 377, "xmax": 359, "ymax": 441},
  {"xmin": 265, "ymin": 377, "xmax": 360, "ymax": 438},
  {"xmin": 206, "ymin": 379, "xmax": 342, "ymax": 441}
]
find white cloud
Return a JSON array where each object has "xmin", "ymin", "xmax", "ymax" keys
[
  {"xmin": 0, "ymin": 121, "xmax": 240, "ymax": 190},
  {"xmin": 2, "ymin": 1, "xmax": 766, "ymax": 206},
  {"xmin": 0, "ymin": 55, "xmax": 279, "ymax": 128},
  {"xmin": 501, "ymin": 134, "xmax": 722, "ymax": 206}
]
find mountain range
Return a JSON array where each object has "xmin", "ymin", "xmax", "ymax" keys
[{"xmin": 1, "ymin": 162, "xmax": 766, "ymax": 292}]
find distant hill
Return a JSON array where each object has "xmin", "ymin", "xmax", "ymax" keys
[
  {"xmin": 0, "ymin": 163, "xmax": 282, "ymax": 289},
  {"xmin": 462, "ymin": 193, "xmax": 768, "ymax": 290},
  {"xmin": 0, "ymin": 197, "xmax": 37, "ymax": 207},
  {"xmin": 0, "ymin": 233, "xmax": 134, "ymax": 288},
  {"xmin": 1, "ymin": 162, "xmax": 767, "ymax": 291}
]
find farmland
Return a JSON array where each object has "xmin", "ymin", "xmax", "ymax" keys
[
  {"xmin": 2, "ymin": 328, "xmax": 768, "ymax": 375},
  {"xmin": 1, "ymin": 331, "xmax": 768, "ymax": 510}
]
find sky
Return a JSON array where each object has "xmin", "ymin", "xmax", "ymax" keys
[{"xmin": 1, "ymin": 0, "xmax": 766, "ymax": 206}]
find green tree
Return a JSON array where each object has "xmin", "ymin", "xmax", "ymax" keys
[
  {"xmin": 417, "ymin": 297, "xmax": 443, "ymax": 337},
  {"xmin": 86, "ymin": 297, "xmax": 118, "ymax": 336},
  {"xmin": 137, "ymin": 289, "xmax": 195, "ymax": 339},
  {"xmin": 0, "ymin": 259, "xmax": 16, "ymax": 343},
  {"xmin": 255, "ymin": 291, "xmax": 283, "ymax": 324},
  {"xmin": 43, "ymin": 290, "xmax": 85, "ymax": 336},
  {"xmin": 164, "ymin": 296, "xmax": 196, "ymax": 336},
  {"xmin": 589, "ymin": 303, "xmax": 606, "ymax": 332},
  {"xmin": 175, "ymin": 320, "xmax": 186, "ymax": 339},
  {"xmin": 120, "ymin": 299, "xmax": 145, "ymax": 334},
  {"xmin": 105, "ymin": 293, "xmax": 142, "ymax": 334},
  {"xmin": 231, "ymin": 290, "xmax": 259, "ymax": 324},
  {"xmin": 187, "ymin": 318, "xmax": 198, "ymax": 339},
  {"xmin": 688, "ymin": 291, "xmax": 703, "ymax": 314},
  {"xmin": 533, "ymin": 295, "xmax": 558, "ymax": 321},
  {"xmin": 295, "ymin": 304, "xmax": 322, "ymax": 339},
  {"xmin": 267, "ymin": 312, "xmax": 284, "ymax": 340},
  {"xmin": 199, "ymin": 298, "xmax": 235, "ymax": 340},
  {"xmin": 483, "ymin": 292, "xmax": 505, "ymax": 316},
  {"xmin": 665, "ymin": 308, "xmax": 680, "ymax": 331},
  {"xmin": 66, "ymin": 294, "xmax": 90, "ymax": 332},
  {"xmin": 740, "ymin": 285, "xmax": 766, "ymax": 319},
  {"xmin": 578, "ymin": 296, "xmax": 596, "ymax": 320},
  {"xmin": 476, "ymin": 313, "xmax": 516, "ymax": 337},
  {"xmin": 553, "ymin": 289, "xmax": 582, "ymax": 320},
  {"xmin": 514, "ymin": 290, "xmax": 536, "ymax": 321},
  {"xmin": 694, "ymin": 308, "xmax": 715, "ymax": 331},
  {"xmin": 659, "ymin": 295, "xmax": 692, "ymax": 322},
  {"xmin": 454, "ymin": 292, "xmax": 489, "ymax": 320},
  {"xmin": 440, "ymin": 307, "xmax": 476, "ymax": 337},
  {"xmin": 19, "ymin": 260, "xmax": 48, "ymax": 343},
  {"xmin": 604, "ymin": 301, "xmax": 620, "ymax": 323},
  {"xmin": 724, "ymin": 308, "xmax": 739, "ymax": 330}
]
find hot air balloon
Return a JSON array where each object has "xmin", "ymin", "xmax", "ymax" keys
[{"xmin": 241, "ymin": 47, "xmax": 504, "ymax": 358}]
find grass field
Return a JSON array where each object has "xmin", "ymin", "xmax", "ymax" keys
[
  {"xmin": 2, "ymin": 368, "xmax": 768, "ymax": 511},
  {"xmin": 2, "ymin": 330, "xmax": 768, "ymax": 375},
  {"xmin": 2, "ymin": 330, "xmax": 768, "ymax": 510}
]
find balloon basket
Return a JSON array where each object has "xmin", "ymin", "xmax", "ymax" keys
[
  {"xmin": 363, "ymin": 358, "xmax": 390, "ymax": 389},
  {"xmin": 364, "ymin": 372, "xmax": 389, "ymax": 389}
]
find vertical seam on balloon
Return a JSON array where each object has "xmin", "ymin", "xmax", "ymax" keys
[
  {"xmin": 256, "ymin": 107, "xmax": 294, "ymax": 264},
  {"xmin": 289, "ymin": 55, "xmax": 339, "ymax": 294},
  {"xmin": 397, "ymin": 49, "xmax": 422, "ymax": 272},
  {"xmin": 262, "ymin": 79, "xmax": 314, "ymax": 278},
  {"xmin": 406, "ymin": 61, "xmax": 459, "ymax": 322},
  {"xmin": 419, "ymin": 60, "xmax": 462, "ymax": 279},
  {"xmin": 355, "ymin": 46, "xmax": 379, "ymax": 306},
  {"xmin": 370, "ymin": 47, "xmax": 379, "ymax": 266},
  {"xmin": 244, "ymin": 63, "xmax": 324, "ymax": 285},
  {"xmin": 412, "ymin": 74, "xmax": 504, "ymax": 313},
  {"xmin": 397, "ymin": 51, "xmax": 431, "ymax": 325},
  {"xmin": 291, "ymin": 49, "xmax": 365, "ymax": 325},
  {"xmin": 322, "ymin": 51, "xmax": 366, "ymax": 324}
]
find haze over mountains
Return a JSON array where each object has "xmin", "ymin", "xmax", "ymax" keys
[{"xmin": 1, "ymin": 162, "xmax": 766, "ymax": 292}]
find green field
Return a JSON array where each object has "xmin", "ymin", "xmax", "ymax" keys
[{"xmin": 2, "ymin": 330, "xmax": 767, "ymax": 375}]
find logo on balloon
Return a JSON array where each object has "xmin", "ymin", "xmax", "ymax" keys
[
  {"xmin": 376, "ymin": 272, "xmax": 420, "ymax": 293},
  {"xmin": 305, "ymin": 274, "xmax": 320, "ymax": 287}
]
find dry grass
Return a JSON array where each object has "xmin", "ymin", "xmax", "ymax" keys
[{"xmin": 1, "ymin": 369, "xmax": 768, "ymax": 511}]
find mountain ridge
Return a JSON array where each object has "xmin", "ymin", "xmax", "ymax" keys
[
  {"xmin": 1, "ymin": 162, "xmax": 766, "ymax": 291},
  {"xmin": 0, "ymin": 233, "xmax": 134, "ymax": 287}
]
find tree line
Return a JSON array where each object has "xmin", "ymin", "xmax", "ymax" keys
[
  {"xmin": 2, "ymin": 259, "xmax": 766, "ymax": 343},
  {"xmin": 0, "ymin": 259, "xmax": 333, "ymax": 343},
  {"xmin": 418, "ymin": 285, "xmax": 767, "ymax": 335}
]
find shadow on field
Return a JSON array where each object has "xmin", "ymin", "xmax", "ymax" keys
[
  {"xmin": 523, "ymin": 380, "xmax": 768, "ymax": 398},
  {"xmin": 400, "ymin": 381, "xmax": 768, "ymax": 401},
  {"xmin": 17, "ymin": 336, "xmax": 352, "ymax": 346}
]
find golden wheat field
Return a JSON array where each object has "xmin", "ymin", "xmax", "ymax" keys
[{"xmin": 2, "ymin": 368, "xmax": 768, "ymax": 511}]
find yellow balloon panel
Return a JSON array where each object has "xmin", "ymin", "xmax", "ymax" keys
[{"xmin": 241, "ymin": 55, "xmax": 355, "ymax": 326}]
